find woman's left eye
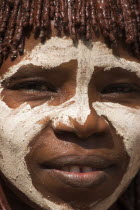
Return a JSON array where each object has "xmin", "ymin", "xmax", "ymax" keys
[
  {"xmin": 101, "ymin": 83, "xmax": 140, "ymax": 94},
  {"xmin": 5, "ymin": 80, "xmax": 57, "ymax": 93}
]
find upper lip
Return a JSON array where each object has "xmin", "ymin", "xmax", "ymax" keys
[{"xmin": 40, "ymin": 155, "xmax": 117, "ymax": 170}]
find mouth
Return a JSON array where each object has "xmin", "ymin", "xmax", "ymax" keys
[{"xmin": 39, "ymin": 155, "xmax": 116, "ymax": 188}]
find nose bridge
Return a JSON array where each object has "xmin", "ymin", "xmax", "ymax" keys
[
  {"xmin": 74, "ymin": 43, "xmax": 94, "ymax": 125},
  {"xmin": 52, "ymin": 43, "xmax": 104, "ymax": 136},
  {"xmin": 74, "ymin": 89, "xmax": 91, "ymax": 125}
]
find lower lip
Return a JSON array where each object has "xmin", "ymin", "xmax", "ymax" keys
[{"xmin": 47, "ymin": 169, "xmax": 107, "ymax": 188}]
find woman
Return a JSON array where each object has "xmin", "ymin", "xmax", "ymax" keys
[{"xmin": 0, "ymin": 0, "xmax": 140, "ymax": 209}]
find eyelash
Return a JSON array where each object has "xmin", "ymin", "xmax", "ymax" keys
[
  {"xmin": 4, "ymin": 80, "xmax": 139, "ymax": 96},
  {"xmin": 101, "ymin": 83, "xmax": 140, "ymax": 94},
  {"xmin": 6, "ymin": 80, "xmax": 57, "ymax": 93}
]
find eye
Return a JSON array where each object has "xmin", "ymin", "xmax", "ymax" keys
[
  {"xmin": 4, "ymin": 80, "xmax": 57, "ymax": 93},
  {"xmin": 101, "ymin": 83, "xmax": 140, "ymax": 94}
]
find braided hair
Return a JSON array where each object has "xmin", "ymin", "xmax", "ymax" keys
[
  {"xmin": 0, "ymin": 0, "xmax": 140, "ymax": 64},
  {"xmin": 0, "ymin": 0, "xmax": 140, "ymax": 209}
]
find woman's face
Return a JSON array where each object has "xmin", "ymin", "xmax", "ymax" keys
[{"xmin": 0, "ymin": 36, "xmax": 140, "ymax": 210}]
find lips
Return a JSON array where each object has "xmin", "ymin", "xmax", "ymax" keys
[
  {"xmin": 39, "ymin": 155, "xmax": 116, "ymax": 188},
  {"xmin": 40, "ymin": 155, "xmax": 115, "ymax": 170}
]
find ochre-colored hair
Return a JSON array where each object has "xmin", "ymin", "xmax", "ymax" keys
[{"xmin": 0, "ymin": 0, "xmax": 140, "ymax": 64}]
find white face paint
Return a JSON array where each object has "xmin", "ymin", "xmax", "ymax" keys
[{"xmin": 0, "ymin": 37, "xmax": 140, "ymax": 210}]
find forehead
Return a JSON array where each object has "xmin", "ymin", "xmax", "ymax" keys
[{"xmin": 1, "ymin": 37, "xmax": 140, "ymax": 80}]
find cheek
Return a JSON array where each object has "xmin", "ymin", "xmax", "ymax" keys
[
  {"xmin": 0, "ymin": 101, "xmax": 48, "ymax": 178},
  {"xmin": 0, "ymin": 97, "xmax": 78, "ymax": 166},
  {"xmin": 93, "ymin": 102, "xmax": 140, "ymax": 156},
  {"xmin": 93, "ymin": 101, "xmax": 140, "ymax": 183},
  {"xmin": 0, "ymin": 101, "xmax": 55, "ymax": 206}
]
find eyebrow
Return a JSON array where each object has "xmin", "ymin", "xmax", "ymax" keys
[
  {"xmin": 1, "ymin": 46, "xmax": 140, "ymax": 81},
  {"xmin": 7, "ymin": 61, "xmax": 77, "ymax": 79},
  {"xmin": 103, "ymin": 57, "xmax": 140, "ymax": 78},
  {"xmin": 0, "ymin": 59, "xmax": 76, "ymax": 81},
  {"xmin": 4, "ymin": 64, "xmax": 50, "ymax": 79}
]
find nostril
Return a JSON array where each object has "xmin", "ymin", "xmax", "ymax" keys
[
  {"xmin": 93, "ymin": 131, "xmax": 108, "ymax": 137},
  {"xmin": 54, "ymin": 131, "xmax": 78, "ymax": 141}
]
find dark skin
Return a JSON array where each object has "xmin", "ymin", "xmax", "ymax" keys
[{"xmin": 0, "ymin": 35, "xmax": 140, "ymax": 210}]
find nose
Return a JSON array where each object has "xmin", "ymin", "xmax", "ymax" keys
[{"xmin": 52, "ymin": 108, "xmax": 109, "ymax": 138}]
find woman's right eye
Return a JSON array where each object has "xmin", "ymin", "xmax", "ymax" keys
[{"xmin": 4, "ymin": 80, "xmax": 57, "ymax": 93}]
